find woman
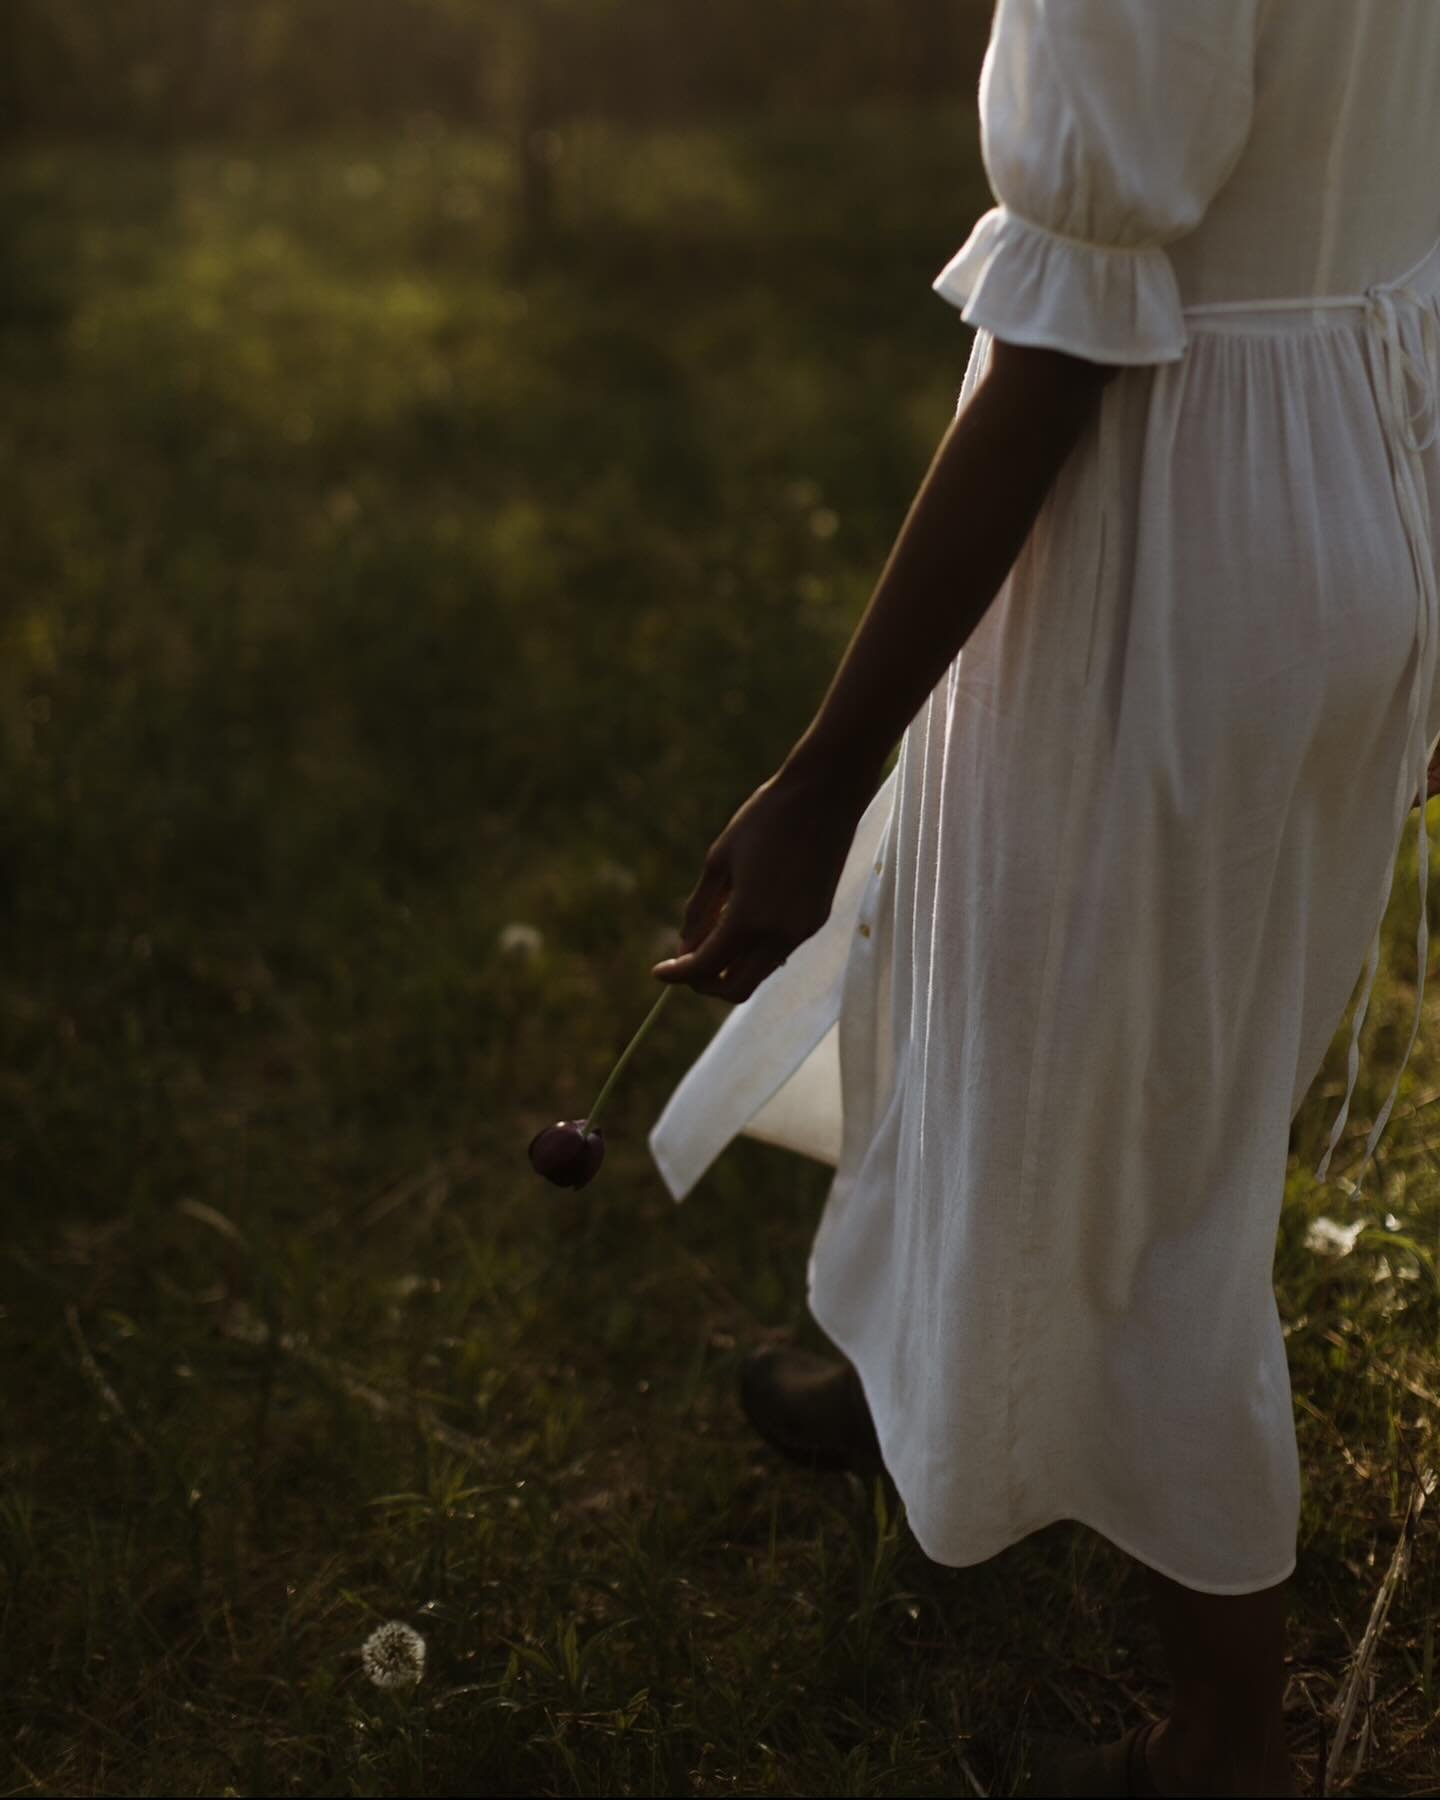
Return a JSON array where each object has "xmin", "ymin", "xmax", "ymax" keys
[{"xmin": 649, "ymin": 3, "xmax": 1440, "ymax": 1793}]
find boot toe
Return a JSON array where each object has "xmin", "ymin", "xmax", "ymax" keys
[{"xmin": 738, "ymin": 1344, "xmax": 884, "ymax": 1474}]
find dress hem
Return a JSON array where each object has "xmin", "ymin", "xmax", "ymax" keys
[
  {"xmin": 902, "ymin": 1495, "xmax": 1298, "ymax": 1598},
  {"xmin": 807, "ymin": 1277, "xmax": 1298, "ymax": 1599}
]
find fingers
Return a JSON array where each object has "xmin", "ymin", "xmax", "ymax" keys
[
  {"xmin": 676, "ymin": 849, "xmax": 727, "ymax": 950},
  {"xmin": 652, "ymin": 905, "xmax": 789, "ymax": 1002},
  {"xmin": 653, "ymin": 903, "xmax": 747, "ymax": 986},
  {"xmin": 689, "ymin": 938, "xmax": 788, "ymax": 1004}
]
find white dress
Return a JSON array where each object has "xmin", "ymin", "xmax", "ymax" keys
[{"xmin": 648, "ymin": 0, "xmax": 1440, "ymax": 1596}]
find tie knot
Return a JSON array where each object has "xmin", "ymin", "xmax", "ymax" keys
[{"xmin": 1365, "ymin": 283, "xmax": 1440, "ymax": 455}]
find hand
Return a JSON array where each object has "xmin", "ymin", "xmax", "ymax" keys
[{"xmin": 651, "ymin": 761, "xmax": 873, "ymax": 1004}]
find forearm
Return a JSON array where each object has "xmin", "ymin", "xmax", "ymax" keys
[{"xmin": 781, "ymin": 340, "xmax": 1116, "ymax": 800}]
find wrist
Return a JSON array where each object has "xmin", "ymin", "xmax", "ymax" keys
[{"xmin": 778, "ymin": 733, "xmax": 890, "ymax": 808}]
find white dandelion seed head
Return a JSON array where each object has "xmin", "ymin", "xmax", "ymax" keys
[
  {"xmin": 498, "ymin": 922, "xmax": 544, "ymax": 959},
  {"xmin": 361, "ymin": 1620, "xmax": 426, "ymax": 1689},
  {"xmin": 593, "ymin": 858, "xmax": 637, "ymax": 895},
  {"xmin": 1304, "ymin": 1215, "xmax": 1368, "ymax": 1257},
  {"xmin": 223, "ymin": 1301, "xmax": 270, "ymax": 1347}
]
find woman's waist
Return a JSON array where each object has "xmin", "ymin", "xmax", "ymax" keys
[{"xmin": 1178, "ymin": 231, "xmax": 1440, "ymax": 335}]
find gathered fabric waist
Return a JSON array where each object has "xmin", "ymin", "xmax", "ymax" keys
[
  {"xmin": 1178, "ymin": 235, "xmax": 1440, "ymax": 1196},
  {"xmin": 1180, "ymin": 232, "xmax": 1440, "ymax": 332}
]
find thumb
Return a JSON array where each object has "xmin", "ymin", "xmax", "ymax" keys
[{"xmin": 656, "ymin": 902, "xmax": 748, "ymax": 984}]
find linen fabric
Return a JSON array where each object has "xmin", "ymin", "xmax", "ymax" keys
[{"xmin": 649, "ymin": 0, "xmax": 1440, "ymax": 1594}]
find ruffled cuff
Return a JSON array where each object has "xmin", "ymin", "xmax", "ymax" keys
[{"xmin": 932, "ymin": 204, "xmax": 1188, "ymax": 365}]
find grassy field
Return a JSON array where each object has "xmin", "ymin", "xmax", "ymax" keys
[{"xmin": 1, "ymin": 105, "xmax": 1437, "ymax": 1796}]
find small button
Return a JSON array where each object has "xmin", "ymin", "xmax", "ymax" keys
[
  {"xmin": 873, "ymin": 860, "xmax": 883, "ymax": 874},
  {"xmin": 858, "ymin": 922, "xmax": 871, "ymax": 938}
]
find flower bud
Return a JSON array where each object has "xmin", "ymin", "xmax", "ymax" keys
[{"xmin": 527, "ymin": 1120, "xmax": 605, "ymax": 1188}]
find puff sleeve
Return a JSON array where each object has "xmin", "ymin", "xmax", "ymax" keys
[{"xmin": 934, "ymin": 0, "xmax": 1260, "ymax": 364}]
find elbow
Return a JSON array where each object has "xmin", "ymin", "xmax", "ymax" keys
[{"xmin": 987, "ymin": 334, "xmax": 1122, "ymax": 392}]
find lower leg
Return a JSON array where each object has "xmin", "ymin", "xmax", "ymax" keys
[{"xmin": 1140, "ymin": 1564, "xmax": 1295, "ymax": 1797}]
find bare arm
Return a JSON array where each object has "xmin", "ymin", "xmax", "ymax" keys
[
  {"xmin": 780, "ymin": 338, "xmax": 1120, "ymax": 803},
  {"xmin": 652, "ymin": 339, "xmax": 1123, "ymax": 1001}
]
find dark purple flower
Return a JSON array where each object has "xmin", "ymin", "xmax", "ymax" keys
[
  {"xmin": 528, "ymin": 1120, "xmax": 606, "ymax": 1188},
  {"xmin": 525, "ymin": 985, "xmax": 672, "ymax": 1188}
]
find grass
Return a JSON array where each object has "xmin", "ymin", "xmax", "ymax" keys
[{"xmin": 0, "ymin": 103, "xmax": 1437, "ymax": 1796}]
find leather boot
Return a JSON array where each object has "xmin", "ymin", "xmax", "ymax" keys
[{"xmin": 737, "ymin": 1343, "xmax": 885, "ymax": 1475}]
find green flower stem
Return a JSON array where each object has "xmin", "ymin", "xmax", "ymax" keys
[{"xmin": 585, "ymin": 983, "xmax": 676, "ymax": 1132}]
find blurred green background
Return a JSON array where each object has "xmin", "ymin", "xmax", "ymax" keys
[{"xmin": 3, "ymin": 5, "xmax": 1436, "ymax": 1796}]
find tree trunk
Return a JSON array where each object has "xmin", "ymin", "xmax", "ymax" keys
[{"xmin": 511, "ymin": 0, "xmax": 559, "ymax": 263}]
